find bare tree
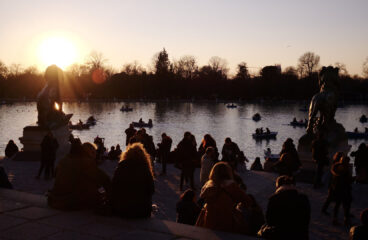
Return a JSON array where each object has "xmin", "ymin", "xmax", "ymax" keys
[
  {"xmin": 9, "ymin": 64, "xmax": 23, "ymax": 76},
  {"xmin": 334, "ymin": 62, "xmax": 348, "ymax": 76},
  {"xmin": 172, "ymin": 55, "xmax": 198, "ymax": 79},
  {"xmin": 122, "ymin": 61, "xmax": 145, "ymax": 75},
  {"xmin": 0, "ymin": 61, "xmax": 8, "ymax": 77},
  {"xmin": 283, "ymin": 66, "xmax": 298, "ymax": 77},
  {"xmin": 363, "ymin": 57, "xmax": 368, "ymax": 78},
  {"xmin": 235, "ymin": 62, "xmax": 250, "ymax": 80},
  {"xmin": 297, "ymin": 52, "xmax": 320, "ymax": 77},
  {"xmin": 208, "ymin": 56, "xmax": 229, "ymax": 75},
  {"xmin": 86, "ymin": 51, "xmax": 107, "ymax": 71}
]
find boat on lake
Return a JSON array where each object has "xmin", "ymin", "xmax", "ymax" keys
[
  {"xmin": 252, "ymin": 131, "xmax": 277, "ymax": 139},
  {"xmin": 252, "ymin": 113, "xmax": 261, "ymax": 121}
]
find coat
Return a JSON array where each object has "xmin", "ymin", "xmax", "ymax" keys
[
  {"xmin": 200, "ymin": 154, "xmax": 215, "ymax": 186},
  {"xmin": 196, "ymin": 180, "xmax": 251, "ymax": 233},
  {"xmin": 265, "ymin": 186, "xmax": 310, "ymax": 240},
  {"xmin": 111, "ymin": 159, "xmax": 154, "ymax": 218},
  {"xmin": 48, "ymin": 154, "xmax": 111, "ymax": 210}
]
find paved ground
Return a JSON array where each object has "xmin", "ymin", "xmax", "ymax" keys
[{"xmin": 1, "ymin": 156, "xmax": 368, "ymax": 240}]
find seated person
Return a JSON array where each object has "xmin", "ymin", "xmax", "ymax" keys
[
  {"xmin": 5, "ymin": 140, "xmax": 19, "ymax": 158},
  {"xmin": 250, "ymin": 157, "xmax": 263, "ymax": 171},
  {"xmin": 111, "ymin": 143, "xmax": 155, "ymax": 218},
  {"xmin": 48, "ymin": 141, "xmax": 111, "ymax": 210},
  {"xmin": 349, "ymin": 208, "xmax": 368, "ymax": 240},
  {"xmin": 176, "ymin": 189, "xmax": 200, "ymax": 225}
]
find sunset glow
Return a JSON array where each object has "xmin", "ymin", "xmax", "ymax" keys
[{"xmin": 37, "ymin": 36, "xmax": 78, "ymax": 69}]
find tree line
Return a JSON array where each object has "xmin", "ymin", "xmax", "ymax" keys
[{"xmin": 1, "ymin": 50, "xmax": 368, "ymax": 101}]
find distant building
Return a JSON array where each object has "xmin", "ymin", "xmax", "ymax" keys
[{"xmin": 261, "ymin": 65, "xmax": 281, "ymax": 78}]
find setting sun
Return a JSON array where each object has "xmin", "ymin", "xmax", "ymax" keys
[{"xmin": 37, "ymin": 36, "xmax": 78, "ymax": 69}]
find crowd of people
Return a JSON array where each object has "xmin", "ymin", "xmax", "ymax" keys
[{"xmin": 1, "ymin": 125, "xmax": 367, "ymax": 239}]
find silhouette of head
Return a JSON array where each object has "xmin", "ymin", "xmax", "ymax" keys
[
  {"xmin": 275, "ymin": 175, "xmax": 295, "ymax": 189},
  {"xmin": 45, "ymin": 65, "xmax": 63, "ymax": 86},
  {"xmin": 209, "ymin": 162, "xmax": 233, "ymax": 186},
  {"xmin": 120, "ymin": 142, "xmax": 154, "ymax": 178},
  {"xmin": 225, "ymin": 137, "xmax": 231, "ymax": 144},
  {"xmin": 180, "ymin": 189, "xmax": 195, "ymax": 202}
]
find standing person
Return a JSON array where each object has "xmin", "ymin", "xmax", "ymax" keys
[
  {"xmin": 221, "ymin": 137, "xmax": 241, "ymax": 169},
  {"xmin": 200, "ymin": 147, "xmax": 216, "ymax": 187},
  {"xmin": 196, "ymin": 162, "xmax": 253, "ymax": 234},
  {"xmin": 176, "ymin": 189, "xmax": 200, "ymax": 225},
  {"xmin": 198, "ymin": 134, "xmax": 218, "ymax": 160},
  {"xmin": 157, "ymin": 133, "xmax": 172, "ymax": 176},
  {"xmin": 124, "ymin": 124, "xmax": 136, "ymax": 146},
  {"xmin": 177, "ymin": 132, "xmax": 197, "ymax": 190},
  {"xmin": 37, "ymin": 131, "xmax": 59, "ymax": 179},
  {"xmin": 5, "ymin": 140, "xmax": 19, "ymax": 159},
  {"xmin": 259, "ymin": 175, "xmax": 310, "ymax": 240},
  {"xmin": 110, "ymin": 143, "xmax": 155, "ymax": 218},
  {"xmin": 351, "ymin": 143, "xmax": 368, "ymax": 184},
  {"xmin": 322, "ymin": 156, "xmax": 353, "ymax": 226},
  {"xmin": 312, "ymin": 132, "xmax": 329, "ymax": 188},
  {"xmin": 250, "ymin": 157, "xmax": 263, "ymax": 171}
]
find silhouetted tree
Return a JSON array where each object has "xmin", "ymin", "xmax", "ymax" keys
[
  {"xmin": 86, "ymin": 51, "xmax": 107, "ymax": 71},
  {"xmin": 208, "ymin": 56, "xmax": 229, "ymax": 76},
  {"xmin": 334, "ymin": 62, "xmax": 348, "ymax": 76},
  {"xmin": 122, "ymin": 61, "xmax": 145, "ymax": 75},
  {"xmin": 172, "ymin": 55, "xmax": 198, "ymax": 79},
  {"xmin": 297, "ymin": 52, "xmax": 320, "ymax": 77},
  {"xmin": 0, "ymin": 61, "xmax": 8, "ymax": 77},
  {"xmin": 283, "ymin": 66, "xmax": 298, "ymax": 77},
  {"xmin": 363, "ymin": 57, "xmax": 368, "ymax": 78},
  {"xmin": 154, "ymin": 48, "xmax": 170, "ymax": 75},
  {"xmin": 235, "ymin": 62, "xmax": 249, "ymax": 80}
]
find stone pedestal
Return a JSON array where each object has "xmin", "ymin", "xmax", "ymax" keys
[{"xmin": 13, "ymin": 124, "xmax": 71, "ymax": 161}]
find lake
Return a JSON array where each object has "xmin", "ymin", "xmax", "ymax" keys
[{"xmin": 0, "ymin": 102, "xmax": 367, "ymax": 165}]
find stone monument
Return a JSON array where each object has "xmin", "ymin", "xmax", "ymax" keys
[
  {"xmin": 297, "ymin": 66, "xmax": 350, "ymax": 174},
  {"xmin": 14, "ymin": 65, "xmax": 72, "ymax": 161}
]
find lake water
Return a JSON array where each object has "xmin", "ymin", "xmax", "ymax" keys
[{"xmin": 0, "ymin": 102, "xmax": 367, "ymax": 165}]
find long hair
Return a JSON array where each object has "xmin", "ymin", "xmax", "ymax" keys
[
  {"xmin": 208, "ymin": 162, "xmax": 233, "ymax": 186},
  {"xmin": 120, "ymin": 142, "xmax": 154, "ymax": 178}
]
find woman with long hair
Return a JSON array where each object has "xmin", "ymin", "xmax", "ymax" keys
[
  {"xmin": 111, "ymin": 142, "xmax": 155, "ymax": 218},
  {"xmin": 196, "ymin": 162, "xmax": 253, "ymax": 234}
]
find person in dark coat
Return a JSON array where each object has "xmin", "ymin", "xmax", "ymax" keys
[
  {"xmin": 124, "ymin": 124, "xmax": 136, "ymax": 146},
  {"xmin": 274, "ymin": 138, "xmax": 301, "ymax": 176},
  {"xmin": 322, "ymin": 156, "xmax": 353, "ymax": 226},
  {"xmin": 111, "ymin": 142, "xmax": 155, "ymax": 218},
  {"xmin": 37, "ymin": 131, "xmax": 59, "ymax": 179},
  {"xmin": 176, "ymin": 189, "xmax": 200, "ymax": 225},
  {"xmin": 158, "ymin": 133, "xmax": 172, "ymax": 175},
  {"xmin": 48, "ymin": 141, "xmax": 111, "ymax": 210},
  {"xmin": 221, "ymin": 137, "xmax": 241, "ymax": 169},
  {"xmin": 198, "ymin": 134, "xmax": 219, "ymax": 160},
  {"xmin": 311, "ymin": 132, "xmax": 329, "ymax": 188},
  {"xmin": 261, "ymin": 175, "xmax": 310, "ymax": 240},
  {"xmin": 5, "ymin": 140, "xmax": 19, "ymax": 158},
  {"xmin": 250, "ymin": 157, "xmax": 263, "ymax": 171},
  {"xmin": 349, "ymin": 208, "xmax": 368, "ymax": 240},
  {"xmin": 350, "ymin": 143, "xmax": 368, "ymax": 184},
  {"xmin": 177, "ymin": 132, "xmax": 198, "ymax": 190}
]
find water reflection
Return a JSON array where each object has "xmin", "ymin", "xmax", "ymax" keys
[{"xmin": 0, "ymin": 102, "xmax": 367, "ymax": 165}]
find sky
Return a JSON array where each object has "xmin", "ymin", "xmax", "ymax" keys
[{"xmin": 0, "ymin": 0, "xmax": 368, "ymax": 76}]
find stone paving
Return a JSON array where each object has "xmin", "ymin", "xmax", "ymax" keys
[{"xmin": 1, "ymin": 156, "xmax": 368, "ymax": 239}]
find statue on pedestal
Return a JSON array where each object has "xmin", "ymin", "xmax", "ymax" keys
[
  {"xmin": 37, "ymin": 65, "xmax": 72, "ymax": 129},
  {"xmin": 298, "ymin": 66, "xmax": 349, "ymax": 154}
]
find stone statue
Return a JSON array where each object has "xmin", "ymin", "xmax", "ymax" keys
[
  {"xmin": 298, "ymin": 66, "xmax": 349, "ymax": 153},
  {"xmin": 37, "ymin": 65, "xmax": 72, "ymax": 129},
  {"xmin": 306, "ymin": 66, "xmax": 339, "ymax": 134}
]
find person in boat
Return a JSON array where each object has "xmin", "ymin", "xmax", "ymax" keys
[
  {"xmin": 266, "ymin": 128, "xmax": 270, "ymax": 134},
  {"xmin": 292, "ymin": 117, "xmax": 297, "ymax": 123},
  {"xmin": 125, "ymin": 124, "xmax": 137, "ymax": 146},
  {"xmin": 139, "ymin": 118, "xmax": 143, "ymax": 124},
  {"xmin": 264, "ymin": 148, "xmax": 272, "ymax": 158},
  {"xmin": 255, "ymin": 128, "xmax": 260, "ymax": 135},
  {"xmin": 79, "ymin": 119, "xmax": 83, "ymax": 125},
  {"xmin": 354, "ymin": 127, "xmax": 359, "ymax": 133},
  {"xmin": 148, "ymin": 119, "xmax": 153, "ymax": 126},
  {"xmin": 260, "ymin": 128, "xmax": 264, "ymax": 134}
]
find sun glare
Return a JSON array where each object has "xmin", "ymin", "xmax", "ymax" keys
[{"xmin": 38, "ymin": 36, "xmax": 78, "ymax": 69}]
